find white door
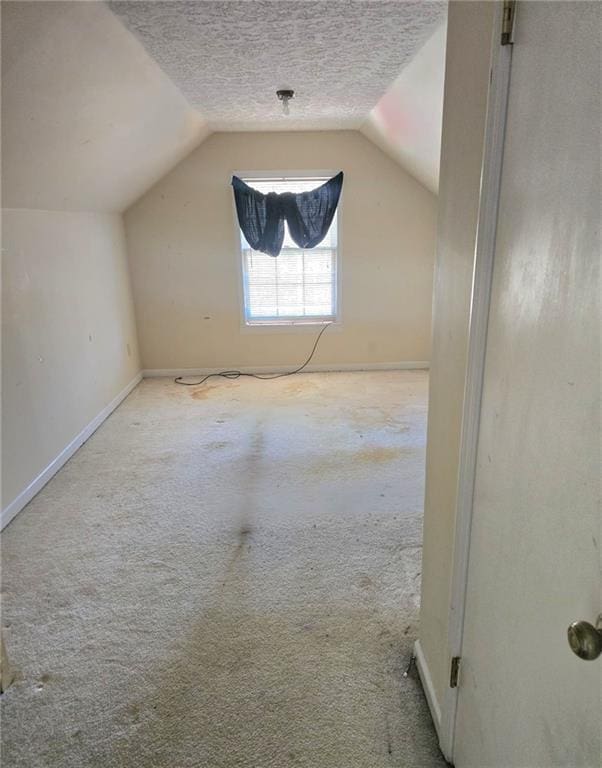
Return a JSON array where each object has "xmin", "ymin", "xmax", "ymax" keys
[{"xmin": 454, "ymin": 3, "xmax": 600, "ymax": 766}]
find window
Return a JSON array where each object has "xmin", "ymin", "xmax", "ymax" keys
[{"xmin": 239, "ymin": 175, "xmax": 339, "ymax": 326}]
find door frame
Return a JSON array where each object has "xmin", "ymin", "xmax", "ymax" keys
[{"xmin": 438, "ymin": 2, "xmax": 515, "ymax": 761}]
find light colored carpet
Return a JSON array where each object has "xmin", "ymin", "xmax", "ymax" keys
[{"xmin": 1, "ymin": 371, "xmax": 446, "ymax": 767}]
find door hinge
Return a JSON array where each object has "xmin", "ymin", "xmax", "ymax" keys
[
  {"xmin": 450, "ymin": 656, "xmax": 461, "ymax": 688},
  {"xmin": 501, "ymin": 0, "xmax": 516, "ymax": 45}
]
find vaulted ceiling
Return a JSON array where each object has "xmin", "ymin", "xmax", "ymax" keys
[
  {"xmin": 361, "ymin": 22, "xmax": 447, "ymax": 193},
  {"xmin": 2, "ymin": 0, "xmax": 447, "ymax": 213},
  {"xmin": 2, "ymin": 1, "xmax": 209, "ymax": 212}
]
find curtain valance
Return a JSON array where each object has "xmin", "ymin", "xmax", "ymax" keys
[{"xmin": 231, "ymin": 172, "xmax": 344, "ymax": 257}]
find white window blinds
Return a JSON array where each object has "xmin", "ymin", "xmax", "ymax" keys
[{"xmin": 240, "ymin": 176, "xmax": 338, "ymax": 325}]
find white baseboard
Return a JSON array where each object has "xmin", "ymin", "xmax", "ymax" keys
[
  {"xmin": 414, "ymin": 639, "xmax": 442, "ymax": 739},
  {"xmin": 143, "ymin": 361, "xmax": 430, "ymax": 378},
  {"xmin": 1, "ymin": 372, "xmax": 143, "ymax": 531}
]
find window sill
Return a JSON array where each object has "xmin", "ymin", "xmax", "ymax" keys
[{"xmin": 240, "ymin": 320, "xmax": 342, "ymax": 334}]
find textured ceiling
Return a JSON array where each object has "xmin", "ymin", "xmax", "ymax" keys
[{"xmin": 109, "ymin": 0, "xmax": 446, "ymax": 132}]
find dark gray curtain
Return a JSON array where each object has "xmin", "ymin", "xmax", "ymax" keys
[{"xmin": 232, "ymin": 172, "xmax": 344, "ymax": 257}]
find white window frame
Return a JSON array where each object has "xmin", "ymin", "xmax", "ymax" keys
[{"xmin": 232, "ymin": 170, "xmax": 342, "ymax": 332}]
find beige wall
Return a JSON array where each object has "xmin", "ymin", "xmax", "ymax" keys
[
  {"xmin": 124, "ymin": 131, "xmax": 437, "ymax": 371},
  {"xmin": 418, "ymin": 1, "xmax": 495, "ymax": 708},
  {"xmin": 362, "ymin": 21, "xmax": 447, "ymax": 194},
  {"xmin": 2, "ymin": 209, "xmax": 141, "ymax": 511},
  {"xmin": 2, "ymin": 1, "xmax": 208, "ymax": 213}
]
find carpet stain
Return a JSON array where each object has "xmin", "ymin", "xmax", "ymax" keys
[
  {"xmin": 190, "ymin": 384, "xmax": 239, "ymax": 401},
  {"xmin": 221, "ymin": 523, "xmax": 255, "ymax": 583},
  {"xmin": 0, "ymin": 371, "xmax": 445, "ymax": 768},
  {"xmin": 283, "ymin": 380, "xmax": 318, "ymax": 396},
  {"xmin": 308, "ymin": 445, "xmax": 410, "ymax": 478},
  {"xmin": 356, "ymin": 446, "xmax": 407, "ymax": 463},
  {"xmin": 126, "ymin": 703, "xmax": 141, "ymax": 724},
  {"xmin": 34, "ymin": 672, "xmax": 63, "ymax": 691},
  {"xmin": 190, "ymin": 388, "xmax": 214, "ymax": 401}
]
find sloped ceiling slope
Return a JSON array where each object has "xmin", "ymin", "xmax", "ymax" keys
[
  {"xmin": 361, "ymin": 21, "xmax": 447, "ymax": 194},
  {"xmin": 110, "ymin": 0, "xmax": 446, "ymax": 132},
  {"xmin": 1, "ymin": 1, "xmax": 209, "ymax": 212}
]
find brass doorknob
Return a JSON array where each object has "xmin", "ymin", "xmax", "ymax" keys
[{"xmin": 567, "ymin": 615, "xmax": 602, "ymax": 660}]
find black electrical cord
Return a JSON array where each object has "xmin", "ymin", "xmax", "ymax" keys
[{"xmin": 174, "ymin": 322, "xmax": 332, "ymax": 387}]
